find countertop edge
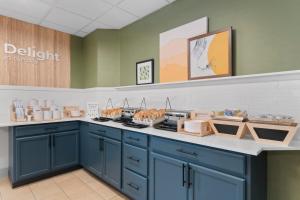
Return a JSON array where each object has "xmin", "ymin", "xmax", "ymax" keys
[{"xmin": 1, "ymin": 118, "xmax": 299, "ymax": 156}]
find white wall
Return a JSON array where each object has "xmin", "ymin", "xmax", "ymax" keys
[{"xmin": 0, "ymin": 71, "xmax": 300, "ymax": 179}]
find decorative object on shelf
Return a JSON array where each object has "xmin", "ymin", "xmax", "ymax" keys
[
  {"xmin": 188, "ymin": 27, "xmax": 232, "ymax": 80},
  {"xmin": 160, "ymin": 17, "xmax": 208, "ymax": 83},
  {"xmin": 136, "ymin": 59, "xmax": 154, "ymax": 85},
  {"xmin": 209, "ymin": 120, "xmax": 248, "ymax": 139},
  {"xmin": 247, "ymin": 122, "xmax": 299, "ymax": 146}
]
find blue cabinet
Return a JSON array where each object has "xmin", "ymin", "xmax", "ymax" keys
[
  {"xmin": 86, "ymin": 133, "xmax": 104, "ymax": 177},
  {"xmin": 16, "ymin": 134, "xmax": 51, "ymax": 181},
  {"xmin": 188, "ymin": 164, "xmax": 245, "ymax": 200},
  {"xmin": 150, "ymin": 152, "xmax": 188, "ymax": 200},
  {"xmin": 84, "ymin": 124, "xmax": 122, "ymax": 190},
  {"xmin": 103, "ymin": 137, "xmax": 121, "ymax": 189},
  {"xmin": 9, "ymin": 122, "xmax": 80, "ymax": 186},
  {"xmin": 51, "ymin": 131, "xmax": 79, "ymax": 171}
]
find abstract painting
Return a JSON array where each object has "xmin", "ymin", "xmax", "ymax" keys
[
  {"xmin": 159, "ymin": 17, "xmax": 208, "ymax": 83},
  {"xmin": 188, "ymin": 28, "xmax": 232, "ymax": 80}
]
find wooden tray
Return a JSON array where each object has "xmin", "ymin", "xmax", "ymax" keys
[
  {"xmin": 247, "ymin": 122, "xmax": 299, "ymax": 146},
  {"xmin": 209, "ymin": 120, "xmax": 247, "ymax": 138},
  {"xmin": 178, "ymin": 119, "xmax": 213, "ymax": 137}
]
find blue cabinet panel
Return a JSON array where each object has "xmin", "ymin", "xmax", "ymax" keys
[
  {"xmin": 86, "ymin": 133, "xmax": 104, "ymax": 177},
  {"xmin": 52, "ymin": 131, "xmax": 79, "ymax": 171},
  {"xmin": 123, "ymin": 168, "xmax": 147, "ymax": 200},
  {"xmin": 124, "ymin": 144, "xmax": 148, "ymax": 176},
  {"xmin": 80, "ymin": 122, "xmax": 89, "ymax": 167},
  {"xmin": 189, "ymin": 163, "xmax": 245, "ymax": 200},
  {"xmin": 103, "ymin": 137, "xmax": 121, "ymax": 189},
  {"xmin": 150, "ymin": 152, "xmax": 188, "ymax": 200},
  {"xmin": 89, "ymin": 123, "xmax": 121, "ymax": 141},
  {"xmin": 16, "ymin": 134, "xmax": 51, "ymax": 181},
  {"xmin": 124, "ymin": 130, "xmax": 148, "ymax": 148},
  {"xmin": 151, "ymin": 137, "xmax": 246, "ymax": 177}
]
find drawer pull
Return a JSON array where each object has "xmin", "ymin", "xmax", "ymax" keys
[
  {"xmin": 127, "ymin": 136, "xmax": 140, "ymax": 142},
  {"xmin": 127, "ymin": 182, "xmax": 140, "ymax": 191},
  {"xmin": 97, "ymin": 130, "xmax": 106, "ymax": 134},
  {"xmin": 45, "ymin": 127, "xmax": 58, "ymax": 132},
  {"xmin": 176, "ymin": 149, "xmax": 198, "ymax": 157},
  {"xmin": 127, "ymin": 156, "xmax": 140, "ymax": 163}
]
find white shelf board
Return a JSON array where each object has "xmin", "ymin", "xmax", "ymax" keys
[{"xmin": 115, "ymin": 70, "xmax": 300, "ymax": 91}]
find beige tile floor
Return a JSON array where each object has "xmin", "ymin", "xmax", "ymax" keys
[{"xmin": 0, "ymin": 169, "xmax": 129, "ymax": 200}]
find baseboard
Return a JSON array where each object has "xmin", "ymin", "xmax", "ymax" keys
[{"xmin": 0, "ymin": 167, "xmax": 8, "ymax": 180}]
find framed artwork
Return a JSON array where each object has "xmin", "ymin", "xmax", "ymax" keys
[
  {"xmin": 136, "ymin": 59, "xmax": 154, "ymax": 85},
  {"xmin": 159, "ymin": 17, "xmax": 208, "ymax": 83},
  {"xmin": 188, "ymin": 28, "xmax": 232, "ymax": 80}
]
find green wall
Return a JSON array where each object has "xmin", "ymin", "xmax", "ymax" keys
[
  {"xmin": 71, "ymin": 1, "xmax": 300, "ymax": 199},
  {"xmin": 120, "ymin": 0, "xmax": 300, "ymax": 85},
  {"xmin": 70, "ymin": 36, "xmax": 84, "ymax": 88}
]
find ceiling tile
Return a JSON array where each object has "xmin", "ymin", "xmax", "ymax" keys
[
  {"xmin": 74, "ymin": 31, "xmax": 89, "ymax": 37},
  {"xmin": 40, "ymin": 20, "xmax": 77, "ymax": 34},
  {"xmin": 0, "ymin": 8, "xmax": 40, "ymax": 24},
  {"xmin": 103, "ymin": 0, "xmax": 124, "ymax": 5},
  {"xmin": 82, "ymin": 20, "xmax": 112, "ymax": 33},
  {"xmin": 44, "ymin": 8, "xmax": 91, "ymax": 30},
  {"xmin": 98, "ymin": 7, "xmax": 137, "ymax": 29},
  {"xmin": 56, "ymin": 0, "xmax": 112, "ymax": 20},
  {"xmin": 0, "ymin": 0, "xmax": 51, "ymax": 19},
  {"xmin": 118, "ymin": 0, "xmax": 168, "ymax": 17}
]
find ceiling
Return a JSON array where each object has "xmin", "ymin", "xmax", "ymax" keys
[{"xmin": 0, "ymin": 0, "xmax": 175, "ymax": 37}]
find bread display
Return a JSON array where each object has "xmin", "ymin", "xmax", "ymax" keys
[
  {"xmin": 101, "ymin": 108, "xmax": 123, "ymax": 119},
  {"xmin": 133, "ymin": 109, "xmax": 166, "ymax": 125}
]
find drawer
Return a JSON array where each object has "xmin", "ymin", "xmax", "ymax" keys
[
  {"xmin": 151, "ymin": 137, "xmax": 246, "ymax": 176},
  {"xmin": 123, "ymin": 169, "xmax": 147, "ymax": 200},
  {"xmin": 124, "ymin": 144, "xmax": 148, "ymax": 176},
  {"xmin": 124, "ymin": 130, "xmax": 148, "ymax": 148},
  {"xmin": 89, "ymin": 124, "xmax": 121, "ymax": 141},
  {"xmin": 15, "ymin": 122, "xmax": 79, "ymax": 138}
]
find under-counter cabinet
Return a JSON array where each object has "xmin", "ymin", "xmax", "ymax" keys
[
  {"xmin": 83, "ymin": 123, "xmax": 122, "ymax": 189},
  {"xmin": 123, "ymin": 130, "xmax": 149, "ymax": 200},
  {"xmin": 9, "ymin": 122, "xmax": 80, "ymax": 186},
  {"xmin": 150, "ymin": 137, "xmax": 266, "ymax": 200}
]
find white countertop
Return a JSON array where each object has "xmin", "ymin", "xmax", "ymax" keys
[{"xmin": 1, "ymin": 118, "xmax": 300, "ymax": 156}]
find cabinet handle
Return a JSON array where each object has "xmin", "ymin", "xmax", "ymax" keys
[
  {"xmin": 53, "ymin": 136, "xmax": 55, "ymax": 147},
  {"xmin": 97, "ymin": 130, "xmax": 106, "ymax": 134},
  {"xmin": 188, "ymin": 166, "xmax": 192, "ymax": 188},
  {"xmin": 127, "ymin": 183, "xmax": 139, "ymax": 191},
  {"xmin": 127, "ymin": 136, "xmax": 140, "ymax": 142},
  {"xmin": 182, "ymin": 164, "xmax": 186, "ymax": 187},
  {"xmin": 99, "ymin": 138, "xmax": 104, "ymax": 151},
  {"xmin": 127, "ymin": 156, "xmax": 140, "ymax": 163},
  {"xmin": 176, "ymin": 149, "xmax": 198, "ymax": 157},
  {"xmin": 45, "ymin": 127, "xmax": 58, "ymax": 132},
  {"xmin": 48, "ymin": 135, "xmax": 51, "ymax": 148}
]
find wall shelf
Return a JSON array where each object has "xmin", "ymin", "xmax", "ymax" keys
[{"xmin": 115, "ymin": 70, "xmax": 300, "ymax": 91}]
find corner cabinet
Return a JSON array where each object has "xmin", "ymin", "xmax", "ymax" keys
[{"xmin": 9, "ymin": 122, "xmax": 80, "ymax": 187}]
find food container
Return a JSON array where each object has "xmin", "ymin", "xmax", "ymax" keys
[
  {"xmin": 71, "ymin": 110, "xmax": 81, "ymax": 117},
  {"xmin": 43, "ymin": 111, "xmax": 52, "ymax": 121},
  {"xmin": 33, "ymin": 110, "xmax": 43, "ymax": 121},
  {"xmin": 53, "ymin": 110, "xmax": 61, "ymax": 120}
]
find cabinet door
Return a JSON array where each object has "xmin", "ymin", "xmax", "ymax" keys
[
  {"xmin": 150, "ymin": 152, "xmax": 188, "ymax": 200},
  {"xmin": 188, "ymin": 164, "xmax": 245, "ymax": 200},
  {"xmin": 103, "ymin": 137, "xmax": 121, "ymax": 189},
  {"xmin": 80, "ymin": 122, "xmax": 89, "ymax": 167},
  {"xmin": 16, "ymin": 134, "xmax": 51, "ymax": 180},
  {"xmin": 52, "ymin": 131, "xmax": 79, "ymax": 171},
  {"xmin": 86, "ymin": 133, "xmax": 104, "ymax": 177}
]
